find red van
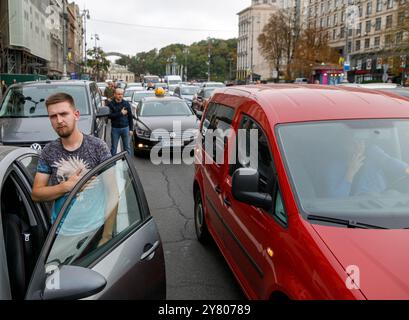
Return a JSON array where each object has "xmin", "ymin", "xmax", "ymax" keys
[{"xmin": 193, "ymin": 84, "xmax": 409, "ymax": 300}]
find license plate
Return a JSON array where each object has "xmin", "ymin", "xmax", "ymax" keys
[{"xmin": 162, "ymin": 140, "xmax": 183, "ymax": 148}]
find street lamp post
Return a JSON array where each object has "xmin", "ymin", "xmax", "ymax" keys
[
  {"xmin": 183, "ymin": 48, "xmax": 189, "ymax": 82},
  {"xmin": 91, "ymin": 33, "xmax": 100, "ymax": 81},
  {"xmin": 207, "ymin": 37, "xmax": 211, "ymax": 82},
  {"xmin": 62, "ymin": 0, "xmax": 68, "ymax": 79},
  {"xmin": 81, "ymin": 9, "xmax": 90, "ymax": 68}
]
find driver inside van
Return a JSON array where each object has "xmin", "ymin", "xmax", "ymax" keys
[{"xmin": 322, "ymin": 136, "xmax": 409, "ymax": 198}]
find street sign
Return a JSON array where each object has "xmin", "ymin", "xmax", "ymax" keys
[{"xmin": 344, "ymin": 63, "xmax": 350, "ymax": 72}]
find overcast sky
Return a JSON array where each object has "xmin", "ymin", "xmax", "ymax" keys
[{"xmin": 74, "ymin": 0, "xmax": 249, "ymax": 58}]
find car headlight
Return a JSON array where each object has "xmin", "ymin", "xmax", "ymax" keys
[{"xmin": 136, "ymin": 126, "xmax": 151, "ymax": 138}]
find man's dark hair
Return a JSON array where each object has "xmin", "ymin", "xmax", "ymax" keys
[{"xmin": 45, "ymin": 93, "xmax": 76, "ymax": 109}]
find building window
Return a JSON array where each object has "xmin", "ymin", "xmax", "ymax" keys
[
  {"xmin": 376, "ymin": 0, "xmax": 382, "ymax": 12},
  {"xmin": 348, "ymin": 41, "xmax": 352, "ymax": 53},
  {"xmin": 366, "ymin": 1, "xmax": 372, "ymax": 15},
  {"xmin": 334, "ymin": 13, "xmax": 338, "ymax": 25},
  {"xmin": 341, "ymin": 11, "xmax": 345, "ymax": 22},
  {"xmin": 396, "ymin": 32, "xmax": 403, "ymax": 44},
  {"xmin": 387, "ymin": 0, "xmax": 394, "ymax": 9},
  {"xmin": 386, "ymin": 15, "xmax": 393, "ymax": 29},
  {"xmin": 356, "ymin": 40, "xmax": 361, "ymax": 51},
  {"xmin": 375, "ymin": 17, "xmax": 382, "ymax": 31},
  {"xmin": 365, "ymin": 38, "xmax": 370, "ymax": 49},
  {"xmin": 341, "ymin": 27, "xmax": 345, "ymax": 38},
  {"xmin": 398, "ymin": 11, "xmax": 405, "ymax": 26},
  {"xmin": 357, "ymin": 22, "xmax": 362, "ymax": 36},
  {"xmin": 374, "ymin": 36, "xmax": 380, "ymax": 47},
  {"xmin": 385, "ymin": 34, "xmax": 393, "ymax": 47},
  {"xmin": 359, "ymin": 6, "xmax": 362, "ymax": 17},
  {"xmin": 333, "ymin": 29, "xmax": 337, "ymax": 39},
  {"xmin": 366, "ymin": 20, "xmax": 372, "ymax": 33}
]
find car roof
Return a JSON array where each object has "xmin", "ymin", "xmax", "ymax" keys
[
  {"xmin": 9, "ymin": 80, "xmax": 93, "ymax": 88},
  {"xmin": 212, "ymin": 84, "xmax": 409, "ymax": 124},
  {"xmin": 142, "ymin": 96, "xmax": 183, "ymax": 103}
]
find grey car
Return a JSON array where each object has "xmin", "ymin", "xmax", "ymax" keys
[
  {"xmin": 0, "ymin": 80, "xmax": 109, "ymax": 148},
  {"xmin": 0, "ymin": 147, "xmax": 166, "ymax": 300},
  {"xmin": 133, "ymin": 97, "xmax": 200, "ymax": 155}
]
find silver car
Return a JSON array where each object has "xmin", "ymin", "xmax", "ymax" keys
[
  {"xmin": 0, "ymin": 147, "xmax": 166, "ymax": 300},
  {"xmin": 0, "ymin": 80, "xmax": 109, "ymax": 148}
]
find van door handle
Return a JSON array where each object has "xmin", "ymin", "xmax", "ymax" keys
[
  {"xmin": 224, "ymin": 198, "xmax": 232, "ymax": 207},
  {"xmin": 141, "ymin": 241, "xmax": 160, "ymax": 261},
  {"xmin": 215, "ymin": 186, "xmax": 222, "ymax": 194}
]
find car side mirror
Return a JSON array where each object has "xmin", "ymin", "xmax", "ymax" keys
[
  {"xmin": 96, "ymin": 106, "xmax": 110, "ymax": 118},
  {"xmin": 232, "ymin": 168, "xmax": 273, "ymax": 210},
  {"xmin": 42, "ymin": 265, "xmax": 106, "ymax": 300}
]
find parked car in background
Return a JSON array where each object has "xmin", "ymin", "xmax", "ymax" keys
[
  {"xmin": 194, "ymin": 84, "xmax": 409, "ymax": 300},
  {"xmin": 173, "ymin": 85, "xmax": 200, "ymax": 107},
  {"xmin": 124, "ymin": 87, "xmax": 145, "ymax": 102},
  {"xmin": 97, "ymin": 82, "xmax": 107, "ymax": 95},
  {"xmin": 130, "ymin": 91, "xmax": 157, "ymax": 114},
  {"xmin": 192, "ymin": 87, "xmax": 217, "ymax": 112},
  {"xmin": 127, "ymin": 82, "xmax": 143, "ymax": 88},
  {"xmin": 294, "ymin": 78, "xmax": 309, "ymax": 84},
  {"xmin": 154, "ymin": 83, "xmax": 169, "ymax": 92},
  {"xmin": 168, "ymin": 85, "xmax": 178, "ymax": 96},
  {"xmin": 164, "ymin": 75, "xmax": 182, "ymax": 86},
  {"xmin": 201, "ymin": 82, "xmax": 226, "ymax": 88},
  {"xmin": 0, "ymin": 80, "xmax": 109, "ymax": 148},
  {"xmin": 0, "ymin": 147, "xmax": 166, "ymax": 300},
  {"xmin": 132, "ymin": 96, "xmax": 200, "ymax": 156}
]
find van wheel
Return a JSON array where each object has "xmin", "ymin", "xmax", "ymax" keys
[{"xmin": 194, "ymin": 190, "xmax": 210, "ymax": 244}]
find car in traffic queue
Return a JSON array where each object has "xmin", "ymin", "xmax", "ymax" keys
[
  {"xmin": 0, "ymin": 147, "xmax": 166, "ymax": 300},
  {"xmin": 192, "ymin": 87, "xmax": 216, "ymax": 112},
  {"xmin": 130, "ymin": 91, "xmax": 157, "ymax": 113},
  {"xmin": 201, "ymin": 82, "xmax": 226, "ymax": 89},
  {"xmin": 173, "ymin": 85, "xmax": 200, "ymax": 108},
  {"xmin": 0, "ymin": 80, "xmax": 109, "ymax": 149},
  {"xmin": 194, "ymin": 84, "xmax": 409, "ymax": 300},
  {"xmin": 124, "ymin": 86, "xmax": 145, "ymax": 102},
  {"xmin": 132, "ymin": 96, "xmax": 200, "ymax": 156}
]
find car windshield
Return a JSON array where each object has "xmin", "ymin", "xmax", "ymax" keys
[
  {"xmin": 277, "ymin": 120, "xmax": 409, "ymax": 229},
  {"xmin": 0, "ymin": 85, "xmax": 90, "ymax": 118},
  {"xmin": 203, "ymin": 89, "xmax": 215, "ymax": 98},
  {"xmin": 205, "ymin": 83, "xmax": 225, "ymax": 88},
  {"xmin": 132, "ymin": 92, "xmax": 156, "ymax": 102},
  {"xmin": 181, "ymin": 87, "xmax": 198, "ymax": 95},
  {"xmin": 140, "ymin": 100, "xmax": 193, "ymax": 117}
]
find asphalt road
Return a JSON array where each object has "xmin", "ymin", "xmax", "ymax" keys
[{"xmin": 132, "ymin": 153, "xmax": 245, "ymax": 300}]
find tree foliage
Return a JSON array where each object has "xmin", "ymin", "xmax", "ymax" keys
[
  {"xmin": 258, "ymin": 8, "xmax": 339, "ymax": 80},
  {"xmin": 86, "ymin": 48, "xmax": 111, "ymax": 81},
  {"xmin": 116, "ymin": 38, "xmax": 237, "ymax": 82}
]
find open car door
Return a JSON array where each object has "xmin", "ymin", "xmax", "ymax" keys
[{"xmin": 25, "ymin": 152, "xmax": 166, "ymax": 300}]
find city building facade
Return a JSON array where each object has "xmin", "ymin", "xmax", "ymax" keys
[
  {"xmin": 306, "ymin": 0, "xmax": 408, "ymax": 83},
  {"xmin": 237, "ymin": 0, "xmax": 279, "ymax": 81},
  {"xmin": 66, "ymin": 2, "xmax": 84, "ymax": 78},
  {"xmin": 0, "ymin": 0, "xmax": 51, "ymax": 75},
  {"xmin": 106, "ymin": 64, "xmax": 135, "ymax": 83}
]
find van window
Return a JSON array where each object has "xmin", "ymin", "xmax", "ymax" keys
[
  {"xmin": 202, "ymin": 103, "xmax": 235, "ymax": 164},
  {"xmin": 230, "ymin": 115, "xmax": 275, "ymax": 194}
]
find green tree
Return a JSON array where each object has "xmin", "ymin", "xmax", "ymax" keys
[{"xmin": 87, "ymin": 48, "xmax": 110, "ymax": 81}]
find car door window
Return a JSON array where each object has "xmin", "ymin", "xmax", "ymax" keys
[
  {"xmin": 202, "ymin": 103, "xmax": 235, "ymax": 164},
  {"xmin": 46, "ymin": 157, "xmax": 144, "ymax": 268},
  {"xmin": 17, "ymin": 155, "xmax": 39, "ymax": 182},
  {"xmin": 230, "ymin": 115, "xmax": 275, "ymax": 194}
]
